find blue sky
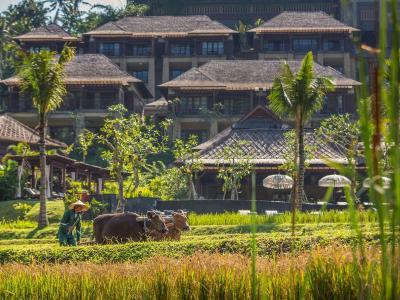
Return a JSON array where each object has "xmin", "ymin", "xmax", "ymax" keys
[{"xmin": 0, "ymin": 0, "xmax": 124, "ymax": 13}]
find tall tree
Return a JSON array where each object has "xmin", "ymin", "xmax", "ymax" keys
[
  {"xmin": 17, "ymin": 46, "xmax": 74, "ymax": 228},
  {"xmin": 80, "ymin": 104, "xmax": 170, "ymax": 212},
  {"xmin": 0, "ymin": 0, "xmax": 48, "ymax": 79},
  {"xmin": 268, "ymin": 52, "xmax": 334, "ymax": 213}
]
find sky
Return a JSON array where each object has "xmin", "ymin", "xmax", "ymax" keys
[{"xmin": 0, "ymin": 0, "xmax": 125, "ymax": 13}]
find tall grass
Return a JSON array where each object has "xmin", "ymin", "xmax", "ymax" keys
[
  {"xmin": 187, "ymin": 210, "xmax": 378, "ymax": 226},
  {"xmin": 337, "ymin": 0, "xmax": 400, "ymax": 298},
  {"xmin": 0, "ymin": 249, "xmax": 395, "ymax": 299}
]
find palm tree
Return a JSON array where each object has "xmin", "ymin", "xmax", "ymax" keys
[
  {"xmin": 268, "ymin": 52, "xmax": 334, "ymax": 232},
  {"xmin": 18, "ymin": 46, "xmax": 74, "ymax": 228}
]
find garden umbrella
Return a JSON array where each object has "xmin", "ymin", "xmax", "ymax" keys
[
  {"xmin": 263, "ymin": 174, "xmax": 293, "ymax": 189},
  {"xmin": 318, "ymin": 174, "xmax": 351, "ymax": 202},
  {"xmin": 362, "ymin": 176, "xmax": 391, "ymax": 190},
  {"xmin": 318, "ymin": 174, "xmax": 351, "ymax": 188}
]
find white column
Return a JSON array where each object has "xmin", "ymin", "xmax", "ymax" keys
[
  {"xmin": 71, "ymin": 172, "xmax": 76, "ymax": 181},
  {"xmin": 97, "ymin": 178, "xmax": 103, "ymax": 194}
]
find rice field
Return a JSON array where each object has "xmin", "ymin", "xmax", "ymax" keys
[{"xmin": 0, "ymin": 248, "xmax": 395, "ymax": 300}]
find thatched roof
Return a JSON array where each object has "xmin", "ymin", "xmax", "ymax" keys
[
  {"xmin": 85, "ymin": 15, "xmax": 236, "ymax": 37},
  {"xmin": 1, "ymin": 54, "xmax": 150, "ymax": 96},
  {"xmin": 250, "ymin": 12, "xmax": 359, "ymax": 34},
  {"xmin": 14, "ymin": 24, "xmax": 78, "ymax": 41},
  {"xmin": 0, "ymin": 115, "xmax": 67, "ymax": 148},
  {"xmin": 195, "ymin": 106, "xmax": 347, "ymax": 167},
  {"xmin": 160, "ymin": 60, "xmax": 360, "ymax": 91}
]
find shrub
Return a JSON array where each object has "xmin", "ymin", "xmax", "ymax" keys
[{"xmin": 0, "ymin": 160, "xmax": 18, "ymax": 201}]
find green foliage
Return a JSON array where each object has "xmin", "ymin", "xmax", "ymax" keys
[
  {"xmin": 80, "ymin": 104, "xmax": 171, "ymax": 210},
  {"xmin": 217, "ymin": 141, "xmax": 253, "ymax": 200},
  {"xmin": 149, "ymin": 167, "xmax": 188, "ymax": 200},
  {"xmin": 0, "ymin": 160, "xmax": 18, "ymax": 201},
  {"xmin": 0, "ymin": 0, "xmax": 48, "ymax": 79},
  {"xmin": 173, "ymin": 135, "xmax": 203, "ymax": 200},
  {"xmin": 75, "ymin": 3, "xmax": 149, "ymax": 33},
  {"xmin": 11, "ymin": 202, "xmax": 33, "ymax": 219},
  {"xmin": 87, "ymin": 198, "xmax": 106, "ymax": 218}
]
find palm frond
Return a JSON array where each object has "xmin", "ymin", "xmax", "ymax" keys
[{"xmin": 268, "ymin": 77, "xmax": 294, "ymax": 119}]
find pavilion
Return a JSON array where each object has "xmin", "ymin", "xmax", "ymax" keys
[
  {"xmin": 192, "ymin": 106, "xmax": 361, "ymax": 201},
  {"xmin": 9, "ymin": 154, "xmax": 112, "ymax": 199}
]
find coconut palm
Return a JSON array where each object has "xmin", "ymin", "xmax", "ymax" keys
[
  {"xmin": 17, "ymin": 46, "xmax": 74, "ymax": 228},
  {"xmin": 268, "ymin": 51, "xmax": 334, "ymax": 227}
]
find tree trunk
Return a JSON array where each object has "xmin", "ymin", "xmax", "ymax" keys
[
  {"xmin": 297, "ymin": 120, "xmax": 305, "ymax": 210},
  {"xmin": 38, "ymin": 119, "xmax": 49, "ymax": 228},
  {"xmin": 117, "ymin": 173, "xmax": 125, "ymax": 212}
]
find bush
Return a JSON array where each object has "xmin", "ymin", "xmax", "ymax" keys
[{"xmin": 0, "ymin": 160, "xmax": 18, "ymax": 201}]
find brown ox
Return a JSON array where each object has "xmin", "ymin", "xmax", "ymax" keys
[
  {"xmin": 93, "ymin": 212, "xmax": 168, "ymax": 243},
  {"xmin": 150, "ymin": 211, "xmax": 190, "ymax": 241}
]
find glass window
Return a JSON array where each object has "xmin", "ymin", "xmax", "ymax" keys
[
  {"xmin": 323, "ymin": 39, "xmax": 344, "ymax": 51},
  {"xmin": 293, "ymin": 39, "xmax": 319, "ymax": 52},
  {"xmin": 131, "ymin": 70, "xmax": 149, "ymax": 83},
  {"xmin": 223, "ymin": 98, "xmax": 249, "ymax": 115},
  {"xmin": 60, "ymin": 91, "xmax": 80, "ymax": 110},
  {"xmin": 82, "ymin": 91, "xmax": 96, "ymax": 109},
  {"xmin": 99, "ymin": 43, "xmax": 120, "ymax": 56},
  {"xmin": 30, "ymin": 46, "xmax": 50, "ymax": 53},
  {"xmin": 264, "ymin": 40, "xmax": 288, "ymax": 51},
  {"xmin": 170, "ymin": 43, "xmax": 192, "ymax": 56},
  {"xmin": 170, "ymin": 69, "xmax": 184, "ymax": 79},
  {"xmin": 100, "ymin": 91, "xmax": 117, "ymax": 109},
  {"xmin": 127, "ymin": 44, "xmax": 151, "ymax": 56},
  {"xmin": 180, "ymin": 96, "xmax": 208, "ymax": 114},
  {"xmin": 201, "ymin": 41, "xmax": 224, "ymax": 55}
]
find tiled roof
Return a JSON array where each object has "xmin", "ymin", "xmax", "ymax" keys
[
  {"xmin": 0, "ymin": 115, "xmax": 67, "ymax": 148},
  {"xmin": 160, "ymin": 60, "xmax": 360, "ymax": 90},
  {"xmin": 250, "ymin": 11, "xmax": 359, "ymax": 33},
  {"xmin": 1, "ymin": 55, "xmax": 149, "ymax": 92},
  {"xmin": 85, "ymin": 15, "xmax": 236, "ymax": 37},
  {"xmin": 15, "ymin": 24, "xmax": 78, "ymax": 41},
  {"xmin": 195, "ymin": 106, "xmax": 347, "ymax": 166}
]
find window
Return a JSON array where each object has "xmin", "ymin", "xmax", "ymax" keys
[
  {"xmin": 100, "ymin": 91, "xmax": 117, "ymax": 109},
  {"xmin": 82, "ymin": 91, "xmax": 96, "ymax": 109},
  {"xmin": 99, "ymin": 43, "xmax": 120, "ymax": 56},
  {"xmin": 180, "ymin": 96, "xmax": 208, "ymax": 114},
  {"xmin": 131, "ymin": 70, "xmax": 149, "ymax": 83},
  {"xmin": 323, "ymin": 39, "xmax": 344, "ymax": 51},
  {"xmin": 264, "ymin": 40, "xmax": 288, "ymax": 51},
  {"xmin": 223, "ymin": 98, "xmax": 249, "ymax": 115},
  {"xmin": 127, "ymin": 44, "xmax": 151, "ymax": 56},
  {"xmin": 293, "ymin": 39, "xmax": 319, "ymax": 52},
  {"xmin": 170, "ymin": 69, "xmax": 184, "ymax": 79},
  {"xmin": 201, "ymin": 41, "xmax": 224, "ymax": 55},
  {"xmin": 332, "ymin": 65, "xmax": 344, "ymax": 74},
  {"xmin": 170, "ymin": 43, "xmax": 192, "ymax": 56},
  {"xmin": 30, "ymin": 46, "xmax": 50, "ymax": 53},
  {"xmin": 60, "ymin": 91, "xmax": 80, "ymax": 110},
  {"xmin": 181, "ymin": 130, "xmax": 209, "ymax": 143},
  {"xmin": 321, "ymin": 96, "xmax": 329, "ymax": 114}
]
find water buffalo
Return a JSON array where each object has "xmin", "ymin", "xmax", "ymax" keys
[
  {"xmin": 93, "ymin": 212, "xmax": 168, "ymax": 243},
  {"xmin": 150, "ymin": 211, "xmax": 190, "ymax": 241}
]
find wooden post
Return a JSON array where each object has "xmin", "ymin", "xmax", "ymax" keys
[
  {"xmin": 49, "ymin": 162, "xmax": 54, "ymax": 196},
  {"xmin": 88, "ymin": 171, "xmax": 92, "ymax": 194}
]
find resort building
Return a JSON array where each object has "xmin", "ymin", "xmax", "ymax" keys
[
  {"xmin": 83, "ymin": 15, "xmax": 237, "ymax": 97},
  {"xmin": 13, "ymin": 24, "xmax": 80, "ymax": 53},
  {"xmin": 193, "ymin": 106, "xmax": 349, "ymax": 201},
  {"xmin": 1, "ymin": 54, "xmax": 151, "ymax": 144},
  {"xmin": 158, "ymin": 60, "xmax": 360, "ymax": 143},
  {"xmin": 250, "ymin": 12, "xmax": 359, "ymax": 78},
  {"xmin": 0, "ymin": 114, "xmax": 66, "ymax": 157}
]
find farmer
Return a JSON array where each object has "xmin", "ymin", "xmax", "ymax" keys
[{"xmin": 57, "ymin": 200, "xmax": 88, "ymax": 246}]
